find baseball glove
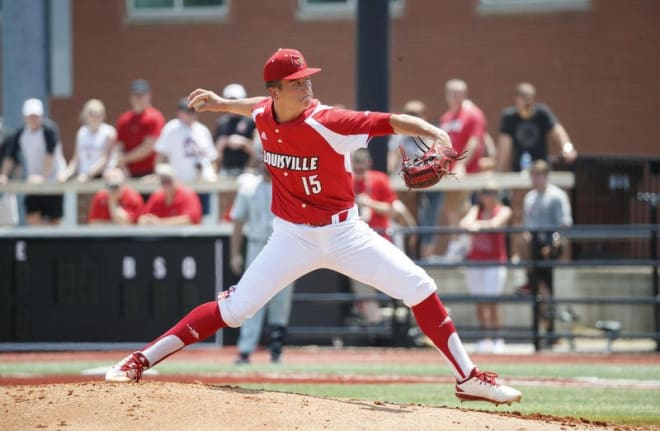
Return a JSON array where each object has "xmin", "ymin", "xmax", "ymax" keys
[{"xmin": 399, "ymin": 137, "xmax": 465, "ymax": 189}]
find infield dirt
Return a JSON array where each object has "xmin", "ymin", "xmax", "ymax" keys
[{"xmin": 1, "ymin": 381, "xmax": 653, "ymax": 431}]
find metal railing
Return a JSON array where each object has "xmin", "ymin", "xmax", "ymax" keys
[
  {"xmin": 0, "ymin": 171, "xmax": 574, "ymax": 227},
  {"xmin": 288, "ymin": 224, "xmax": 660, "ymax": 351}
]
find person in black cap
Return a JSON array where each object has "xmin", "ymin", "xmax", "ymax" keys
[
  {"xmin": 115, "ymin": 79, "xmax": 165, "ymax": 178},
  {"xmin": 154, "ymin": 97, "xmax": 218, "ymax": 214}
]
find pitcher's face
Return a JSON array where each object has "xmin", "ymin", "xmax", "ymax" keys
[{"xmin": 278, "ymin": 77, "xmax": 313, "ymax": 110}]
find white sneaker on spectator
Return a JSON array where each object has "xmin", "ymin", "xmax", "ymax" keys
[
  {"xmin": 475, "ymin": 338, "xmax": 494, "ymax": 353},
  {"xmin": 493, "ymin": 338, "xmax": 506, "ymax": 354}
]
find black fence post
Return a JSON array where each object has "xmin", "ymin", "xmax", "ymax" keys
[
  {"xmin": 651, "ymin": 199, "xmax": 659, "ymax": 352},
  {"xmin": 531, "ymin": 232, "xmax": 541, "ymax": 351},
  {"xmin": 637, "ymin": 192, "xmax": 659, "ymax": 352}
]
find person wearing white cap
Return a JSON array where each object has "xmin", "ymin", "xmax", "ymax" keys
[
  {"xmin": 214, "ymin": 83, "xmax": 257, "ymax": 176},
  {"xmin": 138, "ymin": 163, "xmax": 202, "ymax": 226},
  {"xmin": 0, "ymin": 98, "xmax": 65, "ymax": 225}
]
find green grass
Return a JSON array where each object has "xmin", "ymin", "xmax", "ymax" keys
[
  {"xmin": 237, "ymin": 383, "xmax": 660, "ymax": 426},
  {"xmin": 2, "ymin": 359, "xmax": 659, "ymax": 426},
  {"xmin": 2, "ymin": 360, "xmax": 659, "ymax": 381}
]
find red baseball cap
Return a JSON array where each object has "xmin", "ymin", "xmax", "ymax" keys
[{"xmin": 263, "ymin": 48, "xmax": 322, "ymax": 82}]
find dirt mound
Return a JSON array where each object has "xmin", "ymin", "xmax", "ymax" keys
[{"xmin": 2, "ymin": 381, "xmax": 638, "ymax": 431}]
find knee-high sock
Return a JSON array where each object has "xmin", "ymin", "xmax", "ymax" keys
[
  {"xmin": 412, "ymin": 293, "xmax": 475, "ymax": 380},
  {"xmin": 141, "ymin": 301, "xmax": 226, "ymax": 367}
]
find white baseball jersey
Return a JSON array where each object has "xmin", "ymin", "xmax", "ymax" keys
[
  {"xmin": 155, "ymin": 119, "xmax": 218, "ymax": 182},
  {"xmin": 75, "ymin": 123, "xmax": 116, "ymax": 175}
]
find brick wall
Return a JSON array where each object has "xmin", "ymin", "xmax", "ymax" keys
[{"xmin": 47, "ymin": 0, "xmax": 659, "ymax": 160}]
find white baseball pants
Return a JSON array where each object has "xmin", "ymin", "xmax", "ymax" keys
[{"xmin": 219, "ymin": 213, "xmax": 437, "ymax": 328}]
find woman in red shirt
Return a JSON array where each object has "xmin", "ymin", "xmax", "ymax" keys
[{"xmin": 459, "ymin": 181, "xmax": 512, "ymax": 353}]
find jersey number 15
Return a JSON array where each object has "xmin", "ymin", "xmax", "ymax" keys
[{"xmin": 302, "ymin": 175, "xmax": 322, "ymax": 195}]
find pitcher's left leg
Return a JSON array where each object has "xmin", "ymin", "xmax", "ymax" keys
[{"xmin": 328, "ymin": 221, "xmax": 521, "ymax": 404}]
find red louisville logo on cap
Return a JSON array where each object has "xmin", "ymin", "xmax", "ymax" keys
[{"xmin": 291, "ymin": 55, "xmax": 305, "ymax": 68}]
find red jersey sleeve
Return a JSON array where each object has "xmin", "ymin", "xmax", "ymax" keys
[
  {"xmin": 141, "ymin": 191, "xmax": 160, "ymax": 216},
  {"xmin": 88, "ymin": 191, "xmax": 110, "ymax": 222},
  {"xmin": 373, "ymin": 172, "xmax": 396, "ymax": 204},
  {"xmin": 144, "ymin": 109, "xmax": 165, "ymax": 138},
  {"xmin": 115, "ymin": 112, "xmax": 130, "ymax": 144},
  {"xmin": 177, "ymin": 188, "xmax": 202, "ymax": 224},
  {"xmin": 121, "ymin": 188, "xmax": 144, "ymax": 224}
]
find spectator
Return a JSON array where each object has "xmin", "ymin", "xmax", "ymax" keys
[
  {"xmin": 115, "ymin": 79, "xmax": 165, "ymax": 178},
  {"xmin": 88, "ymin": 168, "xmax": 143, "ymax": 225},
  {"xmin": 59, "ymin": 99, "xmax": 117, "ymax": 183},
  {"xmin": 496, "ymin": 82, "xmax": 577, "ymax": 172},
  {"xmin": 0, "ymin": 118, "xmax": 18, "ymax": 226},
  {"xmin": 155, "ymin": 97, "xmax": 218, "ymax": 214},
  {"xmin": 230, "ymin": 161, "xmax": 293, "ymax": 365},
  {"xmin": 387, "ymin": 100, "xmax": 444, "ymax": 260},
  {"xmin": 139, "ymin": 163, "xmax": 202, "ymax": 226},
  {"xmin": 439, "ymin": 79, "xmax": 489, "ymax": 260},
  {"xmin": 351, "ymin": 148, "xmax": 397, "ymax": 324},
  {"xmin": 517, "ymin": 160, "xmax": 573, "ymax": 344},
  {"xmin": 215, "ymin": 83, "xmax": 257, "ymax": 176},
  {"xmin": 459, "ymin": 180, "xmax": 512, "ymax": 353},
  {"xmin": 0, "ymin": 98, "xmax": 65, "ymax": 225},
  {"xmin": 391, "ymin": 199, "xmax": 418, "ymax": 255}
]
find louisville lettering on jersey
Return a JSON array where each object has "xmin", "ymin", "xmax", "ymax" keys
[{"xmin": 263, "ymin": 150, "xmax": 319, "ymax": 171}]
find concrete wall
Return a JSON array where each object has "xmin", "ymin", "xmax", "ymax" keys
[{"xmin": 428, "ymin": 267, "xmax": 654, "ymax": 333}]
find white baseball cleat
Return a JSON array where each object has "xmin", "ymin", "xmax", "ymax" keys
[
  {"xmin": 455, "ymin": 368, "xmax": 522, "ymax": 405},
  {"xmin": 105, "ymin": 351, "xmax": 150, "ymax": 383}
]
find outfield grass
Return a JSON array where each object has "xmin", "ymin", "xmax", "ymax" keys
[{"xmin": 1, "ymin": 359, "xmax": 659, "ymax": 426}]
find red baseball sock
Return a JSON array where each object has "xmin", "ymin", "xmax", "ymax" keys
[
  {"xmin": 412, "ymin": 293, "xmax": 475, "ymax": 380},
  {"xmin": 141, "ymin": 301, "xmax": 226, "ymax": 367}
]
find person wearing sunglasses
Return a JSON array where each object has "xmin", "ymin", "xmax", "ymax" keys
[
  {"xmin": 88, "ymin": 168, "xmax": 143, "ymax": 225},
  {"xmin": 138, "ymin": 163, "xmax": 202, "ymax": 226}
]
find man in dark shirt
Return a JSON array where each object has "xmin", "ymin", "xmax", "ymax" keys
[
  {"xmin": 496, "ymin": 82, "xmax": 577, "ymax": 172},
  {"xmin": 214, "ymin": 83, "xmax": 257, "ymax": 176}
]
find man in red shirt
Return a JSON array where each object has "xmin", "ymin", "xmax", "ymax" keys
[
  {"xmin": 353, "ymin": 148, "xmax": 396, "ymax": 239},
  {"xmin": 107, "ymin": 48, "xmax": 521, "ymax": 407},
  {"xmin": 138, "ymin": 163, "xmax": 202, "ymax": 226},
  {"xmin": 351, "ymin": 148, "xmax": 396, "ymax": 323},
  {"xmin": 439, "ymin": 79, "xmax": 488, "ymax": 260},
  {"xmin": 88, "ymin": 168, "xmax": 143, "ymax": 224},
  {"xmin": 439, "ymin": 80, "xmax": 487, "ymax": 176},
  {"xmin": 115, "ymin": 79, "xmax": 165, "ymax": 178}
]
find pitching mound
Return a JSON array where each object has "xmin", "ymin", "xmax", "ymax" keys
[{"xmin": 1, "ymin": 381, "xmax": 637, "ymax": 431}]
